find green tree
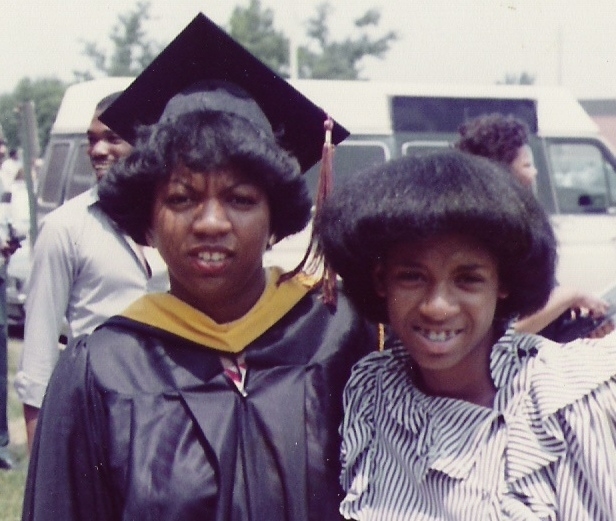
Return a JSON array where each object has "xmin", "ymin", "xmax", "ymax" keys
[
  {"xmin": 299, "ymin": 3, "xmax": 397, "ymax": 79},
  {"xmin": 75, "ymin": 1, "xmax": 161, "ymax": 80},
  {"xmin": 228, "ymin": 0, "xmax": 290, "ymax": 77},
  {"xmin": 228, "ymin": 1, "xmax": 397, "ymax": 80},
  {"xmin": 0, "ymin": 77, "xmax": 67, "ymax": 152}
]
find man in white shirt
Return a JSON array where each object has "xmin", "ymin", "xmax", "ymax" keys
[{"xmin": 15, "ymin": 93, "xmax": 168, "ymax": 450}]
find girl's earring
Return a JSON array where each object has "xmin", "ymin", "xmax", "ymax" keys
[{"xmin": 267, "ymin": 235, "xmax": 276, "ymax": 250}]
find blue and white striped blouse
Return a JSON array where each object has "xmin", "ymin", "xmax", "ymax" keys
[{"xmin": 340, "ymin": 330, "xmax": 616, "ymax": 520}]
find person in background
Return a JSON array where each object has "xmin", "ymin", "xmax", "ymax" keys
[
  {"xmin": 0, "ymin": 139, "xmax": 23, "ymax": 470},
  {"xmin": 21, "ymin": 14, "xmax": 376, "ymax": 520},
  {"xmin": 317, "ymin": 150, "xmax": 616, "ymax": 519},
  {"xmin": 0, "ymin": 223, "xmax": 20, "ymax": 470},
  {"xmin": 0, "ymin": 148, "xmax": 22, "ymax": 190},
  {"xmin": 15, "ymin": 92, "xmax": 169, "ymax": 451},
  {"xmin": 455, "ymin": 112, "xmax": 612, "ymax": 338}
]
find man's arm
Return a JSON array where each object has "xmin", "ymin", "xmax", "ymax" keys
[
  {"xmin": 23, "ymin": 403, "xmax": 38, "ymax": 453},
  {"xmin": 14, "ymin": 217, "xmax": 75, "ymax": 449}
]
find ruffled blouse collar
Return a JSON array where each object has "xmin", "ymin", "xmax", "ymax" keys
[{"xmin": 380, "ymin": 328, "xmax": 573, "ymax": 482}]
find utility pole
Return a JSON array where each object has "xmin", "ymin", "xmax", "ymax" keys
[{"xmin": 17, "ymin": 101, "xmax": 39, "ymax": 245}]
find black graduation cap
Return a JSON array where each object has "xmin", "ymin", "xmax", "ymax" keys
[{"xmin": 100, "ymin": 12, "xmax": 349, "ymax": 173}]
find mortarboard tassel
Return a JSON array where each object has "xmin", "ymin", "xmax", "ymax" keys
[{"xmin": 280, "ymin": 116, "xmax": 338, "ymax": 306}]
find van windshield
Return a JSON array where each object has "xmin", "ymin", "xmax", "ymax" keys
[{"xmin": 548, "ymin": 140, "xmax": 616, "ymax": 213}]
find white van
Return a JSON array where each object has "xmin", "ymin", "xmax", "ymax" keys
[
  {"xmin": 26, "ymin": 79, "xmax": 616, "ymax": 309},
  {"xmin": 269, "ymin": 80, "xmax": 616, "ymax": 295}
]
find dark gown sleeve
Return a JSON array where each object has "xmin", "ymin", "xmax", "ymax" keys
[{"xmin": 22, "ymin": 336, "xmax": 119, "ymax": 521}]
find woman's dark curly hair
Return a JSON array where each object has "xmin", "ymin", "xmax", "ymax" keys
[
  {"xmin": 454, "ymin": 113, "xmax": 530, "ymax": 166},
  {"xmin": 316, "ymin": 150, "xmax": 556, "ymax": 324},
  {"xmin": 98, "ymin": 110, "xmax": 312, "ymax": 245}
]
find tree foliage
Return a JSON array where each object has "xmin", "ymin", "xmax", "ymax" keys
[
  {"xmin": 0, "ymin": 1, "xmax": 397, "ymax": 153},
  {"xmin": 0, "ymin": 77, "xmax": 67, "ymax": 151},
  {"xmin": 228, "ymin": 0, "xmax": 290, "ymax": 77},
  {"xmin": 228, "ymin": 0, "xmax": 397, "ymax": 80},
  {"xmin": 75, "ymin": 1, "xmax": 161, "ymax": 80},
  {"xmin": 299, "ymin": 3, "xmax": 397, "ymax": 79}
]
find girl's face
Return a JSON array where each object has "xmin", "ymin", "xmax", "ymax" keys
[
  {"xmin": 148, "ymin": 164, "xmax": 271, "ymax": 323},
  {"xmin": 509, "ymin": 144, "xmax": 538, "ymax": 189},
  {"xmin": 374, "ymin": 233, "xmax": 508, "ymax": 391}
]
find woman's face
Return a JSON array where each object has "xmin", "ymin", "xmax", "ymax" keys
[
  {"xmin": 374, "ymin": 233, "xmax": 507, "ymax": 390},
  {"xmin": 148, "ymin": 164, "xmax": 271, "ymax": 323},
  {"xmin": 509, "ymin": 144, "xmax": 538, "ymax": 188}
]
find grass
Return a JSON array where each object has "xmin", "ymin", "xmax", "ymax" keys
[{"xmin": 0, "ymin": 330, "xmax": 29, "ymax": 521}]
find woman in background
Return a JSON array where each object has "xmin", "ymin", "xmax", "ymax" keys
[{"xmin": 455, "ymin": 113, "xmax": 612, "ymax": 338}]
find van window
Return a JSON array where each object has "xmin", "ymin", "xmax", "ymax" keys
[
  {"xmin": 402, "ymin": 140, "xmax": 450, "ymax": 156},
  {"xmin": 304, "ymin": 141, "xmax": 389, "ymax": 198},
  {"xmin": 391, "ymin": 97, "xmax": 538, "ymax": 133},
  {"xmin": 40, "ymin": 142, "xmax": 70, "ymax": 205},
  {"xmin": 548, "ymin": 141, "xmax": 616, "ymax": 213},
  {"xmin": 64, "ymin": 142, "xmax": 96, "ymax": 201}
]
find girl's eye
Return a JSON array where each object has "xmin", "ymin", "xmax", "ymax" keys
[
  {"xmin": 457, "ymin": 273, "xmax": 485, "ymax": 286},
  {"xmin": 394, "ymin": 270, "xmax": 424, "ymax": 283},
  {"xmin": 228, "ymin": 192, "xmax": 260, "ymax": 207}
]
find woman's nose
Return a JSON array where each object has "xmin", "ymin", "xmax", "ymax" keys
[{"xmin": 193, "ymin": 200, "xmax": 232, "ymax": 235}]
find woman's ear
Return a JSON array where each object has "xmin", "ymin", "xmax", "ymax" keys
[
  {"xmin": 372, "ymin": 262, "xmax": 388, "ymax": 298},
  {"xmin": 145, "ymin": 229, "xmax": 156, "ymax": 248},
  {"xmin": 498, "ymin": 284, "xmax": 509, "ymax": 300}
]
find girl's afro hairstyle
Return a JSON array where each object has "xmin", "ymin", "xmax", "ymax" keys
[
  {"xmin": 98, "ymin": 110, "xmax": 312, "ymax": 245},
  {"xmin": 454, "ymin": 113, "xmax": 530, "ymax": 166},
  {"xmin": 316, "ymin": 149, "xmax": 557, "ymax": 324}
]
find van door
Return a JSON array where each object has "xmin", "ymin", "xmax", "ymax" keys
[{"xmin": 546, "ymin": 138, "xmax": 616, "ymax": 293}]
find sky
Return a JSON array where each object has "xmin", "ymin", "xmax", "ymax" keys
[{"xmin": 0, "ymin": 0, "xmax": 615, "ymax": 98}]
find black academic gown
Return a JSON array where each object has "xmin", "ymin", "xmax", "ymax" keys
[{"xmin": 22, "ymin": 290, "xmax": 376, "ymax": 521}]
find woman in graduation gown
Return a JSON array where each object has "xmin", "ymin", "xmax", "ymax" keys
[{"xmin": 21, "ymin": 14, "xmax": 377, "ymax": 521}]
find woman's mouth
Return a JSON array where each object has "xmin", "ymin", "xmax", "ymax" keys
[
  {"xmin": 191, "ymin": 249, "xmax": 233, "ymax": 275},
  {"xmin": 197, "ymin": 251, "xmax": 228, "ymax": 263}
]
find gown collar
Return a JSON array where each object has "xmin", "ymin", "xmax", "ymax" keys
[{"xmin": 120, "ymin": 267, "xmax": 315, "ymax": 353}]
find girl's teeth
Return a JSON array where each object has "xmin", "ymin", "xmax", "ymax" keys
[{"xmin": 420, "ymin": 329, "xmax": 457, "ymax": 341}]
